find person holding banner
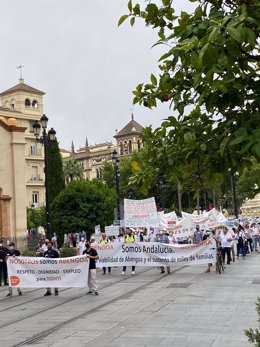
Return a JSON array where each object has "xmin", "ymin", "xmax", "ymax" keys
[
  {"xmin": 43, "ymin": 242, "xmax": 60, "ymax": 296},
  {"xmin": 83, "ymin": 241, "xmax": 99, "ymax": 295},
  {"xmin": 100, "ymin": 233, "xmax": 111, "ymax": 275},
  {"xmin": 121, "ymin": 230, "xmax": 136, "ymax": 275},
  {"xmin": 155, "ymin": 231, "xmax": 171, "ymax": 274},
  {"xmin": 6, "ymin": 242, "xmax": 22, "ymax": 296}
]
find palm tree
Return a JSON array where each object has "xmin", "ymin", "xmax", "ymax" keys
[{"xmin": 63, "ymin": 159, "xmax": 84, "ymax": 183}]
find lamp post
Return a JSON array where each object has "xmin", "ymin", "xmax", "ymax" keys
[
  {"xmin": 231, "ymin": 174, "xmax": 239, "ymax": 218},
  {"xmin": 111, "ymin": 150, "xmax": 120, "ymax": 223},
  {"xmin": 33, "ymin": 114, "xmax": 56, "ymax": 240}
]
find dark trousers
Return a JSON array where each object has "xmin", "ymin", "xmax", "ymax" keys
[
  {"xmin": 123, "ymin": 266, "xmax": 135, "ymax": 271},
  {"xmin": 221, "ymin": 247, "xmax": 231, "ymax": 264},
  {"xmin": 102, "ymin": 267, "xmax": 111, "ymax": 274},
  {"xmin": 0, "ymin": 262, "xmax": 8, "ymax": 285},
  {"xmin": 237, "ymin": 243, "xmax": 246, "ymax": 258}
]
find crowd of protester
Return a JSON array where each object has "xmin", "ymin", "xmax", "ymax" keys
[{"xmin": 0, "ymin": 217, "xmax": 259, "ymax": 297}]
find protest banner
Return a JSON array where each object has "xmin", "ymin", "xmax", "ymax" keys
[
  {"xmin": 7, "ymin": 256, "xmax": 89, "ymax": 288},
  {"xmin": 158, "ymin": 211, "xmax": 178, "ymax": 228},
  {"xmin": 170, "ymin": 217, "xmax": 196, "ymax": 238},
  {"xmin": 124, "ymin": 197, "xmax": 159, "ymax": 227},
  {"xmin": 182, "ymin": 208, "xmax": 220, "ymax": 229},
  {"xmin": 93, "ymin": 239, "xmax": 216, "ymax": 268},
  {"xmin": 95, "ymin": 225, "xmax": 101, "ymax": 235},
  {"xmin": 105, "ymin": 225, "xmax": 120, "ymax": 237}
]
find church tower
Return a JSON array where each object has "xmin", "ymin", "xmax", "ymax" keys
[
  {"xmin": 114, "ymin": 114, "xmax": 144, "ymax": 156},
  {"xmin": 0, "ymin": 78, "xmax": 46, "ymax": 209}
]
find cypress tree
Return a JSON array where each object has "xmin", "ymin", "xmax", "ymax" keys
[{"xmin": 46, "ymin": 138, "xmax": 65, "ymax": 204}]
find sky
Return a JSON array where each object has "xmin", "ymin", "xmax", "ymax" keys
[{"xmin": 0, "ymin": 0, "xmax": 194, "ymax": 150}]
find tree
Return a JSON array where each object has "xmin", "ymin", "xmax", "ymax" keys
[
  {"xmin": 50, "ymin": 180, "xmax": 116, "ymax": 241},
  {"xmin": 46, "ymin": 139, "xmax": 65, "ymax": 204},
  {"xmin": 119, "ymin": 0, "xmax": 260, "ymax": 163},
  {"xmin": 27, "ymin": 207, "xmax": 45, "ymax": 231},
  {"xmin": 63, "ymin": 159, "xmax": 84, "ymax": 183},
  {"xmin": 102, "ymin": 150, "xmax": 185, "ymax": 212}
]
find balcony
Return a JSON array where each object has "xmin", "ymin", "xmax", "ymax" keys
[
  {"xmin": 28, "ymin": 148, "xmax": 42, "ymax": 157},
  {"xmin": 30, "ymin": 175, "xmax": 42, "ymax": 182}
]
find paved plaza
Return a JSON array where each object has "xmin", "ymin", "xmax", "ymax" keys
[{"xmin": 0, "ymin": 252, "xmax": 259, "ymax": 347}]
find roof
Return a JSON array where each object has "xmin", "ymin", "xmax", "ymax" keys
[
  {"xmin": 114, "ymin": 116, "xmax": 144, "ymax": 138},
  {"xmin": 0, "ymin": 79, "xmax": 45, "ymax": 97}
]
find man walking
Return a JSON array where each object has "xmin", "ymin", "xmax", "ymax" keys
[
  {"xmin": 0, "ymin": 240, "xmax": 8, "ymax": 286},
  {"xmin": 219, "ymin": 226, "xmax": 233, "ymax": 265},
  {"xmin": 100, "ymin": 233, "xmax": 111, "ymax": 275},
  {"xmin": 43, "ymin": 241, "xmax": 60, "ymax": 296},
  {"xmin": 6, "ymin": 242, "xmax": 22, "ymax": 297},
  {"xmin": 83, "ymin": 240, "xmax": 99, "ymax": 295},
  {"xmin": 193, "ymin": 225, "xmax": 204, "ymax": 244},
  {"xmin": 155, "ymin": 230, "xmax": 171, "ymax": 274},
  {"xmin": 121, "ymin": 229, "xmax": 136, "ymax": 275}
]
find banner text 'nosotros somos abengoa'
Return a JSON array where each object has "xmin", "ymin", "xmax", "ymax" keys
[{"xmin": 7, "ymin": 255, "xmax": 89, "ymax": 288}]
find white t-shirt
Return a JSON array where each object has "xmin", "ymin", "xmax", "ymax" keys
[
  {"xmin": 77, "ymin": 241, "xmax": 86, "ymax": 255},
  {"xmin": 251, "ymin": 227, "xmax": 259, "ymax": 237},
  {"xmin": 41, "ymin": 244, "xmax": 48, "ymax": 253},
  {"xmin": 219, "ymin": 231, "xmax": 233, "ymax": 248}
]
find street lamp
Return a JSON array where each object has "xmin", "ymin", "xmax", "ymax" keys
[
  {"xmin": 111, "ymin": 150, "xmax": 120, "ymax": 223},
  {"xmin": 33, "ymin": 114, "xmax": 56, "ymax": 240}
]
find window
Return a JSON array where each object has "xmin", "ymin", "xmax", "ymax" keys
[
  {"xmin": 32, "ymin": 166, "xmax": 39, "ymax": 180},
  {"xmin": 129, "ymin": 140, "xmax": 132, "ymax": 154},
  {"xmin": 32, "ymin": 191, "xmax": 39, "ymax": 207},
  {"xmin": 96, "ymin": 169, "xmax": 100, "ymax": 179},
  {"xmin": 124, "ymin": 141, "xmax": 128, "ymax": 155},
  {"xmin": 25, "ymin": 99, "xmax": 31, "ymax": 107},
  {"xmin": 137, "ymin": 139, "xmax": 141, "ymax": 151},
  {"xmin": 120, "ymin": 142, "xmax": 123, "ymax": 155},
  {"xmin": 32, "ymin": 100, "xmax": 38, "ymax": 109},
  {"xmin": 30, "ymin": 141, "xmax": 37, "ymax": 155},
  {"xmin": 29, "ymin": 120, "xmax": 35, "ymax": 133}
]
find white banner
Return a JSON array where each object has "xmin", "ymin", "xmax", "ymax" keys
[
  {"xmin": 124, "ymin": 197, "xmax": 159, "ymax": 227},
  {"xmin": 95, "ymin": 225, "xmax": 101, "ymax": 235},
  {"xmin": 94, "ymin": 239, "xmax": 216, "ymax": 267},
  {"xmin": 158, "ymin": 211, "xmax": 178, "ymax": 228},
  {"xmin": 170, "ymin": 217, "xmax": 196, "ymax": 238},
  {"xmin": 105, "ymin": 225, "xmax": 120, "ymax": 237},
  {"xmin": 182, "ymin": 208, "xmax": 220, "ymax": 229},
  {"xmin": 7, "ymin": 256, "xmax": 89, "ymax": 288}
]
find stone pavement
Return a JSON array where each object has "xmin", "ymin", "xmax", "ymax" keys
[{"xmin": 0, "ymin": 252, "xmax": 259, "ymax": 347}]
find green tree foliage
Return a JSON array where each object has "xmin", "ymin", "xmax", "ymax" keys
[
  {"xmin": 27, "ymin": 207, "xmax": 45, "ymax": 230},
  {"xmin": 50, "ymin": 180, "xmax": 116, "ymax": 241},
  {"xmin": 245, "ymin": 297, "xmax": 260, "ymax": 347},
  {"xmin": 102, "ymin": 162, "xmax": 115, "ymax": 189},
  {"xmin": 46, "ymin": 139, "xmax": 65, "ymax": 204},
  {"xmin": 63, "ymin": 159, "xmax": 84, "ymax": 183},
  {"xmin": 119, "ymin": 0, "xmax": 260, "ymax": 163},
  {"xmin": 102, "ymin": 150, "xmax": 182, "ymax": 211},
  {"xmin": 118, "ymin": 0, "xmax": 260, "ymax": 209}
]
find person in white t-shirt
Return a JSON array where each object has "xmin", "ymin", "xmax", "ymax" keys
[
  {"xmin": 251, "ymin": 223, "xmax": 259, "ymax": 252},
  {"xmin": 219, "ymin": 227, "xmax": 233, "ymax": 264},
  {"xmin": 77, "ymin": 237, "xmax": 86, "ymax": 255}
]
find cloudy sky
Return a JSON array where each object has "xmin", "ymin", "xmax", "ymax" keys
[{"xmin": 0, "ymin": 0, "xmax": 194, "ymax": 150}]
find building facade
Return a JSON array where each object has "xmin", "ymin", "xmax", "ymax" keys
[
  {"xmin": 62, "ymin": 115, "xmax": 144, "ymax": 180},
  {"xmin": 0, "ymin": 117, "xmax": 27, "ymax": 239},
  {"xmin": 0, "ymin": 78, "xmax": 46, "ymax": 209}
]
